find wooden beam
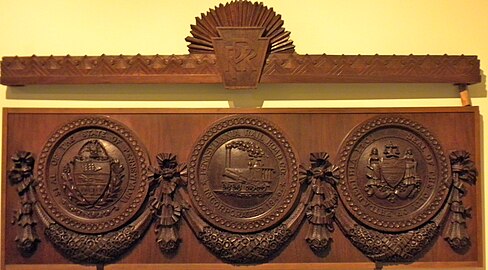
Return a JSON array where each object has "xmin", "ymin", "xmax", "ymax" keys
[{"xmin": 1, "ymin": 54, "xmax": 481, "ymax": 88}]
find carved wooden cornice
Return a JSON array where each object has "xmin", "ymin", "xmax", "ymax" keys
[
  {"xmin": 0, "ymin": 0, "xmax": 482, "ymax": 90},
  {"xmin": 1, "ymin": 54, "xmax": 480, "ymax": 85}
]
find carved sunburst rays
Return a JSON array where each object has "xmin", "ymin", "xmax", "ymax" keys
[{"xmin": 186, "ymin": 0, "xmax": 295, "ymax": 54}]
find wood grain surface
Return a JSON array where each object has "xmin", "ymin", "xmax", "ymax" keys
[{"xmin": 2, "ymin": 108, "xmax": 481, "ymax": 270}]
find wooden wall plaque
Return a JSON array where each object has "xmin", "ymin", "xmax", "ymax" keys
[
  {"xmin": 2, "ymin": 107, "xmax": 481, "ymax": 270},
  {"xmin": 0, "ymin": 1, "xmax": 484, "ymax": 269},
  {"xmin": 1, "ymin": 1, "xmax": 481, "ymax": 91}
]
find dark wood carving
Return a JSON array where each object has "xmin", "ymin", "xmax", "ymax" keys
[
  {"xmin": 0, "ymin": 0, "xmax": 481, "ymax": 88},
  {"xmin": 337, "ymin": 116, "xmax": 450, "ymax": 232},
  {"xmin": 41, "ymin": 210, "xmax": 152, "ymax": 264},
  {"xmin": 187, "ymin": 115, "xmax": 300, "ymax": 233},
  {"xmin": 183, "ymin": 115, "xmax": 309, "ymax": 262},
  {"xmin": 8, "ymin": 151, "xmax": 40, "ymax": 257},
  {"xmin": 3, "ymin": 108, "xmax": 481, "ymax": 269},
  {"xmin": 335, "ymin": 116, "xmax": 452, "ymax": 262},
  {"xmin": 340, "ymin": 218, "xmax": 441, "ymax": 262},
  {"xmin": 1, "ymin": 54, "xmax": 480, "ymax": 87},
  {"xmin": 36, "ymin": 117, "xmax": 150, "ymax": 234},
  {"xmin": 181, "ymin": 184, "xmax": 310, "ymax": 263},
  {"xmin": 29, "ymin": 116, "xmax": 154, "ymax": 264},
  {"xmin": 149, "ymin": 153, "xmax": 188, "ymax": 254},
  {"xmin": 300, "ymin": 152, "xmax": 339, "ymax": 252},
  {"xmin": 186, "ymin": 0, "xmax": 294, "ymax": 88},
  {"xmin": 212, "ymin": 27, "xmax": 270, "ymax": 89},
  {"xmin": 444, "ymin": 150, "xmax": 477, "ymax": 251},
  {"xmin": 186, "ymin": 1, "xmax": 294, "ymax": 54}
]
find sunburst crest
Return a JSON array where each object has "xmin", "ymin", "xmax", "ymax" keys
[{"xmin": 186, "ymin": 0, "xmax": 295, "ymax": 54}]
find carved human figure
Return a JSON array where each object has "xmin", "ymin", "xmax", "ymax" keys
[
  {"xmin": 365, "ymin": 147, "xmax": 389, "ymax": 199},
  {"xmin": 366, "ymin": 148, "xmax": 381, "ymax": 183},
  {"xmin": 403, "ymin": 148, "xmax": 417, "ymax": 185},
  {"xmin": 394, "ymin": 148, "xmax": 420, "ymax": 200},
  {"xmin": 365, "ymin": 143, "xmax": 422, "ymax": 201}
]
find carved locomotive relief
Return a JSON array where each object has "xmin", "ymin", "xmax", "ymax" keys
[
  {"xmin": 187, "ymin": 116, "xmax": 300, "ymax": 233},
  {"xmin": 183, "ymin": 115, "xmax": 307, "ymax": 262},
  {"xmin": 335, "ymin": 116, "xmax": 477, "ymax": 262}
]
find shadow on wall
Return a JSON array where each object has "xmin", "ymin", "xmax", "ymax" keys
[{"xmin": 5, "ymin": 70, "xmax": 486, "ymax": 107}]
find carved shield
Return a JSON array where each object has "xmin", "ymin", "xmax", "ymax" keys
[
  {"xmin": 38, "ymin": 117, "xmax": 150, "ymax": 234},
  {"xmin": 337, "ymin": 116, "xmax": 450, "ymax": 233},
  {"xmin": 72, "ymin": 160, "xmax": 111, "ymax": 204},
  {"xmin": 380, "ymin": 159, "xmax": 406, "ymax": 188}
]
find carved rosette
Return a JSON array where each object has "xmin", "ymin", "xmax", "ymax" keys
[
  {"xmin": 8, "ymin": 151, "xmax": 40, "ymax": 256},
  {"xmin": 184, "ymin": 115, "xmax": 308, "ymax": 263},
  {"xmin": 336, "ymin": 116, "xmax": 451, "ymax": 262},
  {"xmin": 149, "ymin": 153, "xmax": 188, "ymax": 254},
  {"xmin": 32, "ymin": 117, "xmax": 153, "ymax": 264},
  {"xmin": 299, "ymin": 152, "xmax": 339, "ymax": 252}
]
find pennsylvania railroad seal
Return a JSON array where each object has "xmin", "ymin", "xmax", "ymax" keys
[{"xmin": 188, "ymin": 116, "xmax": 299, "ymax": 233}]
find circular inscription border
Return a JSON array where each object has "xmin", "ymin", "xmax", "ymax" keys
[
  {"xmin": 188, "ymin": 116, "xmax": 300, "ymax": 233},
  {"xmin": 337, "ymin": 116, "xmax": 451, "ymax": 232},
  {"xmin": 37, "ymin": 117, "xmax": 150, "ymax": 234}
]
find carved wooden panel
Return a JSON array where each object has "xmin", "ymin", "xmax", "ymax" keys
[
  {"xmin": 0, "ymin": 0, "xmax": 481, "ymax": 88},
  {"xmin": 2, "ymin": 108, "xmax": 481, "ymax": 269}
]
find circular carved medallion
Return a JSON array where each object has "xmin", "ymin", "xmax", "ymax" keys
[
  {"xmin": 337, "ymin": 116, "xmax": 450, "ymax": 232},
  {"xmin": 188, "ymin": 116, "xmax": 300, "ymax": 233},
  {"xmin": 37, "ymin": 117, "xmax": 150, "ymax": 234}
]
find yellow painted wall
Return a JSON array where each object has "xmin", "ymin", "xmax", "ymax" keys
[{"xmin": 0, "ymin": 0, "xmax": 487, "ymax": 267}]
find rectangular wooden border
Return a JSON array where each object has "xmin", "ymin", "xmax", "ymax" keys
[{"xmin": 1, "ymin": 107, "xmax": 483, "ymax": 270}]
